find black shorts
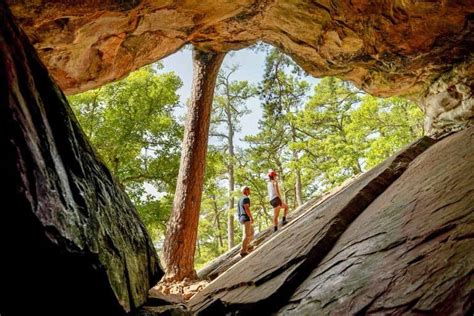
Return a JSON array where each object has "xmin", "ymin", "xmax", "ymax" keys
[
  {"xmin": 270, "ymin": 197, "xmax": 282, "ymax": 208},
  {"xmin": 239, "ymin": 215, "xmax": 250, "ymax": 224}
]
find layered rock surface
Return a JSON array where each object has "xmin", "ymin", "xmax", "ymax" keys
[
  {"xmin": 421, "ymin": 60, "xmax": 474, "ymax": 136},
  {"xmin": 188, "ymin": 136, "xmax": 436, "ymax": 314},
  {"xmin": 281, "ymin": 125, "xmax": 474, "ymax": 315},
  {"xmin": 185, "ymin": 127, "xmax": 474, "ymax": 315},
  {"xmin": 0, "ymin": 3, "xmax": 161, "ymax": 315}
]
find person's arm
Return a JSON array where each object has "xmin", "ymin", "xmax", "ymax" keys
[
  {"xmin": 275, "ymin": 181, "xmax": 286, "ymax": 204},
  {"xmin": 244, "ymin": 203, "xmax": 253, "ymax": 223},
  {"xmin": 275, "ymin": 181, "xmax": 281, "ymax": 197}
]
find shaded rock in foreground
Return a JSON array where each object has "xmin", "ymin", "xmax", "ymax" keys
[
  {"xmin": 280, "ymin": 126, "xmax": 474, "ymax": 315},
  {"xmin": 0, "ymin": 3, "xmax": 161, "ymax": 315},
  {"xmin": 188, "ymin": 136, "xmax": 434, "ymax": 314}
]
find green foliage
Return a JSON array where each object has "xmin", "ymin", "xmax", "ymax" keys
[
  {"xmin": 293, "ymin": 77, "xmax": 424, "ymax": 191},
  {"xmin": 349, "ymin": 96, "xmax": 425, "ymax": 168},
  {"xmin": 210, "ymin": 65, "xmax": 256, "ymax": 146},
  {"xmin": 293, "ymin": 77, "xmax": 364, "ymax": 188},
  {"xmin": 246, "ymin": 48, "xmax": 311, "ymax": 207},
  {"xmin": 68, "ymin": 64, "xmax": 183, "ymax": 241}
]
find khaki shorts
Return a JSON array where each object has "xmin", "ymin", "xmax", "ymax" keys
[{"xmin": 243, "ymin": 221, "xmax": 254, "ymax": 239}]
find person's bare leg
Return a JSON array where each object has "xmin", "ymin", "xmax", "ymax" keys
[
  {"xmin": 248, "ymin": 225, "xmax": 255, "ymax": 251},
  {"xmin": 282, "ymin": 203, "xmax": 289, "ymax": 225},
  {"xmin": 273, "ymin": 206, "xmax": 280, "ymax": 231}
]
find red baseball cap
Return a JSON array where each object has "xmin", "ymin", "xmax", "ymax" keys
[{"xmin": 268, "ymin": 169, "xmax": 277, "ymax": 177}]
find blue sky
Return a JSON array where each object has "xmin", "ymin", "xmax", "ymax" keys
[{"xmin": 159, "ymin": 45, "xmax": 319, "ymax": 146}]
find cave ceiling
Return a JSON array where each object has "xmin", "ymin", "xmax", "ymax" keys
[{"xmin": 7, "ymin": 0, "xmax": 474, "ymax": 98}]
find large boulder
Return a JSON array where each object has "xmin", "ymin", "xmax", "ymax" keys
[
  {"xmin": 280, "ymin": 125, "xmax": 474, "ymax": 315},
  {"xmin": 6, "ymin": 1, "xmax": 474, "ymax": 134},
  {"xmin": 187, "ymin": 129, "xmax": 474, "ymax": 315},
  {"xmin": 0, "ymin": 3, "xmax": 161, "ymax": 315}
]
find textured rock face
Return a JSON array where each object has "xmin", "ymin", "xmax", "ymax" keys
[
  {"xmin": 188, "ymin": 137, "xmax": 435, "ymax": 314},
  {"xmin": 280, "ymin": 125, "xmax": 474, "ymax": 315},
  {"xmin": 7, "ymin": 1, "xmax": 474, "ymax": 134},
  {"xmin": 7, "ymin": 1, "xmax": 473, "ymax": 100},
  {"xmin": 421, "ymin": 60, "xmax": 474, "ymax": 136},
  {"xmin": 187, "ymin": 127, "xmax": 474, "ymax": 315},
  {"xmin": 0, "ymin": 3, "xmax": 161, "ymax": 315}
]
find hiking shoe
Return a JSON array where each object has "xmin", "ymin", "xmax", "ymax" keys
[
  {"xmin": 240, "ymin": 252, "xmax": 248, "ymax": 257},
  {"xmin": 273, "ymin": 226, "xmax": 278, "ymax": 233},
  {"xmin": 281, "ymin": 219, "xmax": 288, "ymax": 226}
]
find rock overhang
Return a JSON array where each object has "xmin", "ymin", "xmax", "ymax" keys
[
  {"xmin": 7, "ymin": 0, "xmax": 474, "ymax": 134},
  {"xmin": 6, "ymin": 1, "xmax": 473, "ymax": 95}
]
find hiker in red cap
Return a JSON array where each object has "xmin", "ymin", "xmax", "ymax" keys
[{"xmin": 267, "ymin": 169, "xmax": 288, "ymax": 232}]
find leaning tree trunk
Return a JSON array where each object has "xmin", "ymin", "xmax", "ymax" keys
[{"xmin": 162, "ymin": 48, "xmax": 225, "ymax": 281}]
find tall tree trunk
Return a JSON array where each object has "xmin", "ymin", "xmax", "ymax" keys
[
  {"xmin": 86, "ymin": 89, "xmax": 102, "ymax": 139},
  {"xmin": 226, "ymin": 107, "xmax": 235, "ymax": 249},
  {"xmin": 276, "ymin": 161, "xmax": 286, "ymax": 202},
  {"xmin": 162, "ymin": 48, "xmax": 225, "ymax": 281},
  {"xmin": 294, "ymin": 159, "xmax": 303, "ymax": 206},
  {"xmin": 212, "ymin": 195, "xmax": 224, "ymax": 248},
  {"xmin": 227, "ymin": 167, "xmax": 235, "ymax": 249},
  {"xmin": 291, "ymin": 127, "xmax": 303, "ymax": 206}
]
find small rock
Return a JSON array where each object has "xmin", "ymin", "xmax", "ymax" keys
[{"xmin": 183, "ymin": 292, "xmax": 195, "ymax": 301}]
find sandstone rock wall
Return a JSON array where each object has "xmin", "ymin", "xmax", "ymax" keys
[
  {"xmin": 421, "ymin": 60, "xmax": 474, "ymax": 136},
  {"xmin": 6, "ymin": 0, "xmax": 471, "ymax": 96},
  {"xmin": 7, "ymin": 0, "xmax": 474, "ymax": 134},
  {"xmin": 0, "ymin": 3, "xmax": 161, "ymax": 314}
]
